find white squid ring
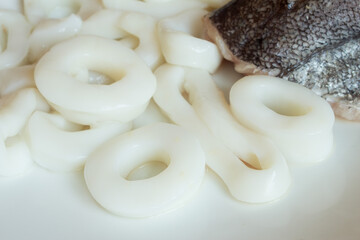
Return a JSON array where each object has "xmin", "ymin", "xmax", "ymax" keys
[
  {"xmin": 0, "ymin": 65, "xmax": 35, "ymax": 97},
  {"xmin": 81, "ymin": 10, "xmax": 164, "ymax": 70},
  {"xmin": 0, "ymin": 88, "xmax": 50, "ymax": 176},
  {"xmin": 80, "ymin": 10, "xmax": 138, "ymax": 51},
  {"xmin": 80, "ymin": 9, "xmax": 128, "ymax": 40},
  {"xmin": 28, "ymin": 14, "xmax": 83, "ymax": 63},
  {"xmin": 35, "ymin": 35, "xmax": 157, "ymax": 125},
  {"xmin": 230, "ymin": 75, "xmax": 335, "ymax": 165},
  {"xmin": 153, "ymin": 64, "xmax": 291, "ymax": 203},
  {"xmin": 84, "ymin": 122, "xmax": 206, "ymax": 218},
  {"xmin": 24, "ymin": 0, "xmax": 102, "ymax": 25},
  {"xmin": 158, "ymin": 9, "xmax": 222, "ymax": 73},
  {"xmin": 117, "ymin": 12, "xmax": 164, "ymax": 70},
  {"xmin": 26, "ymin": 111, "xmax": 132, "ymax": 172},
  {"xmin": 0, "ymin": 10, "xmax": 30, "ymax": 70}
]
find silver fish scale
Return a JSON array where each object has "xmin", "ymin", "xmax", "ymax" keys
[
  {"xmin": 257, "ymin": 0, "xmax": 360, "ymax": 76},
  {"xmin": 209, "ymin": 0, "xmax": 360, "ymax": 76},
  {"xmin": 283, "ymin": 38, "xmax": 360, "ymax": 103},
  {"xmin": 209, "ymin": 0, "xmax": 292, "ymax": 62}
]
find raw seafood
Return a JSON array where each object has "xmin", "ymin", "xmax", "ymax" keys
[
  {"xmin": 229, "ymin": 75, "xmax": 334, "ymax": 165},
  {"xmin": 284, "ymin": 39, "xmax": 360, "ymax": 121},
  {"xmin": 84, "ymin": 123, "xmax": 206, "ymax": 218},
  {"xmin": 34, "ymin": 36, "xmax": 156, "ymax": 125},
  {"xmin": 204, "ymin": 0, "xmax": 360, "ymax": 120},
  {"xmin": 153, "ymin": 64, "xmax": 291, "ymax": 203}
]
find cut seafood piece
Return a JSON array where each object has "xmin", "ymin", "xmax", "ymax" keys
[
  {"xmin": 205, "ymin": 0, "xmax": 360, "ymax": 76},
  {"xmin": 153, "ymin": 64, "xmax": 291, "ymax": 203},
  {"xmin": 84, "ymin": 123, "xmax": 206, "ymax": 218},
  {"xmin": 204, "ymin": 0, "xmax": 360, "ymax": 121},
  {"xmin": 35, "ymin": 36, "xmax": 156, "ymax": 125},
  {"xmin": 158, "ymin": 8, "xmax": 222, "ymax": 73},
  {"xmin": 283, "ymin": 38, "xmax": 360, "ymax": 121},
  {"xmin": 26, "ymin": 111, "xmax": 132, "ymax": 172}
]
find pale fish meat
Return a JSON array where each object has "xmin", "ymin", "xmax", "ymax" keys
[{"xmin": 204, "ymin": 0, "xmax": 360, "ymax": 121}]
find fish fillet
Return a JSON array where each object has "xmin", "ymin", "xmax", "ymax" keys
[{"xmin": 204, "ymin": 0, "xmax": 360, "ymax": 120}]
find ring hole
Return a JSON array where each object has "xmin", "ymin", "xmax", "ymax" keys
[
  {"xmin": 72, "ymin": 69, "xmax": 121, "ymax": 85},
  {"xmin": 240, "ymin": 153, "xmax": 261, "ymax": 170},
  {"xmin": 88, "ymin": 71, "xmax": 116, "ymax": 85},
  {"xmin": 126, "ymin": 161, "xmax": 168, "ymax": 181},
  {"xmin": 117, "ymin": 36, "xmax": 139, "ymax": 50},
  {"xmin": 125, "ymin": 152, "xmax": 170, "ymax": 181},
  {"xmin": 263, "ymin": 97, "xmax": 310, "ymax": 117},
  {"xmin": 181, "ymin": 89, "xmax": 190, "ymax": 103},
  {"xmin": 180, "ymin": 82, "xmax": 193, "ymax": 105}
]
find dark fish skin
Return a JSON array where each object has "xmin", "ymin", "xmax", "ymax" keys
[
  {"xmin": 205, "ymin": 0, "xmax": 360, "ymax": 120},
  {"xmin": 284, "ymin": 38, "xmax": 360, "ymax": 120},
  {"xmin": 206, "ymin": 0, "xmax": 360, "ymax": 76}
]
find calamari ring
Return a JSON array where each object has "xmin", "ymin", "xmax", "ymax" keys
[
  {"xmin": 80, "ymin": 9, "xmax": 127, "ymax": 39},
  {"xmin": 24, "ymin": 0, "xmax": 102, "ymax": 25},
  {"xmin": 0, "ymin": 65, "xmax": 35, "ymax": 97},
  {"xmin": 230, "ymin": 75, "xmax": 335, "ymax": 165},
  {"xmin": 81, "ymin": 10, "xmax": 163, "ymax": 70},
  {"xmin": 26, "ymin": 111, "xmax": 132, "ymax": 172},
  {"xmin": 0, "ymin": 88, "xmax": 49, "ymax": 176},
  {"xmin": 158, "ymin": 9, "xmax": 222, "ymax": 73},
  {"xmin": 0, "ymin": 10, "xmax": 30, "ymax": 70},
  {"xmin": 84, "ymin": 122, "xmax": 206, "ymax": 218},
  {"xmin": 0, "ymin": 88, "xmax": 49, "ymax": 138},
  {"xmin": 35, "ymin": 35, "xmax": 157, "ymax": 125},
  {"xmin": 153, "ymin": 64, "xmax": 291, "ymax": 203},
  {"xmin": 117, "ymin": 12, "xmax": 164, "ymax": 70},
  {"xmin": 28, "ymin": 14, "xmax": 82, "ymax": 63}
]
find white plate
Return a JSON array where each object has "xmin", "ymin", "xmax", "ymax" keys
[{"xmin": 1, "ymin": 61, "xmax": 360, "ymax": 240}]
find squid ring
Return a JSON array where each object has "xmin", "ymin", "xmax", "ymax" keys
[
  {"xmin": 0, "ymin": 65, "xmax": 35, "ymax": 96},
  {"xmin": 80, "ymin": 9, "xmax": 128, "ymax": 40},
  {"xmin": 35, "ymin": 35, "xmax": 157, "ymax": 125},
  {"xmin": 81, "ymin": 10, "xmax": 164, "ymax": 70},
  {"xmin": 153, "ymin": 64, "xmax": 291, "ymax": 203},
  {"xmin": 26, "ymin": 111, "xmax": 132, "ymax": 172},
  {"xmin": 158, "ymin": 9, "xmax": 222, "ymax": 73},
  {"xmin": 24, "ymin": 0, "xmax": 102, "ymax": 25},
  {"xmin": 84, "ymin": 122, "xmax": 206, "ymax": 218},
  {"xmin": 117, "ymin": 12, "xmax": 164, "ymax": 70},
  {"xmin": 28, "ymin": 14, "xmax": 83, "ymax": 63},
  {"xmin": 0, "ymin": 88, "xmax": 49, "ymax": 176},
  {"xmin": 0, "ymin": 10, "xmax": 30, "ymax": 70},
  {"xmin": 230, "ymin": 75, "xmax": 335, "ymax": 165}
]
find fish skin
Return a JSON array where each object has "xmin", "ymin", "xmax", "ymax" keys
[
  {"xmin": 205, "ymin": 0, "xmax": 360, "ymax": 120},
  {"xmin": 206, "ymin": 0, "xmax": 293, "ymax": 75},
  {"xmin": 207, "ymin": 0, "xmax": 360, "ymax": 76},
  {"xmin": 283, "ymin": 38, "xmax": 360, "ymax": 120}
]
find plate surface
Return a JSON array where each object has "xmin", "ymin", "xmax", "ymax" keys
[{"xmin": 1, "ymin": 61, "xmax": 360, "ymax": 240}]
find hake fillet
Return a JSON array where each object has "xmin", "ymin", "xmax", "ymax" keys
[{"xmin": 204, "ymin": 0, "xmax": 360, "ymax": 121}]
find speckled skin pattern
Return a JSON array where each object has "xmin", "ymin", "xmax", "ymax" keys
[
  {"xmin": 206, "ymin": 0, "xmax": 360, "ymax": 120},
  {"xmin": 208, "ymin": 0, "xmax": 360, "ymax": 75},
  {"xmin": 284, "ymin": 39, "xmax": 360, "ymax": 104}
]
